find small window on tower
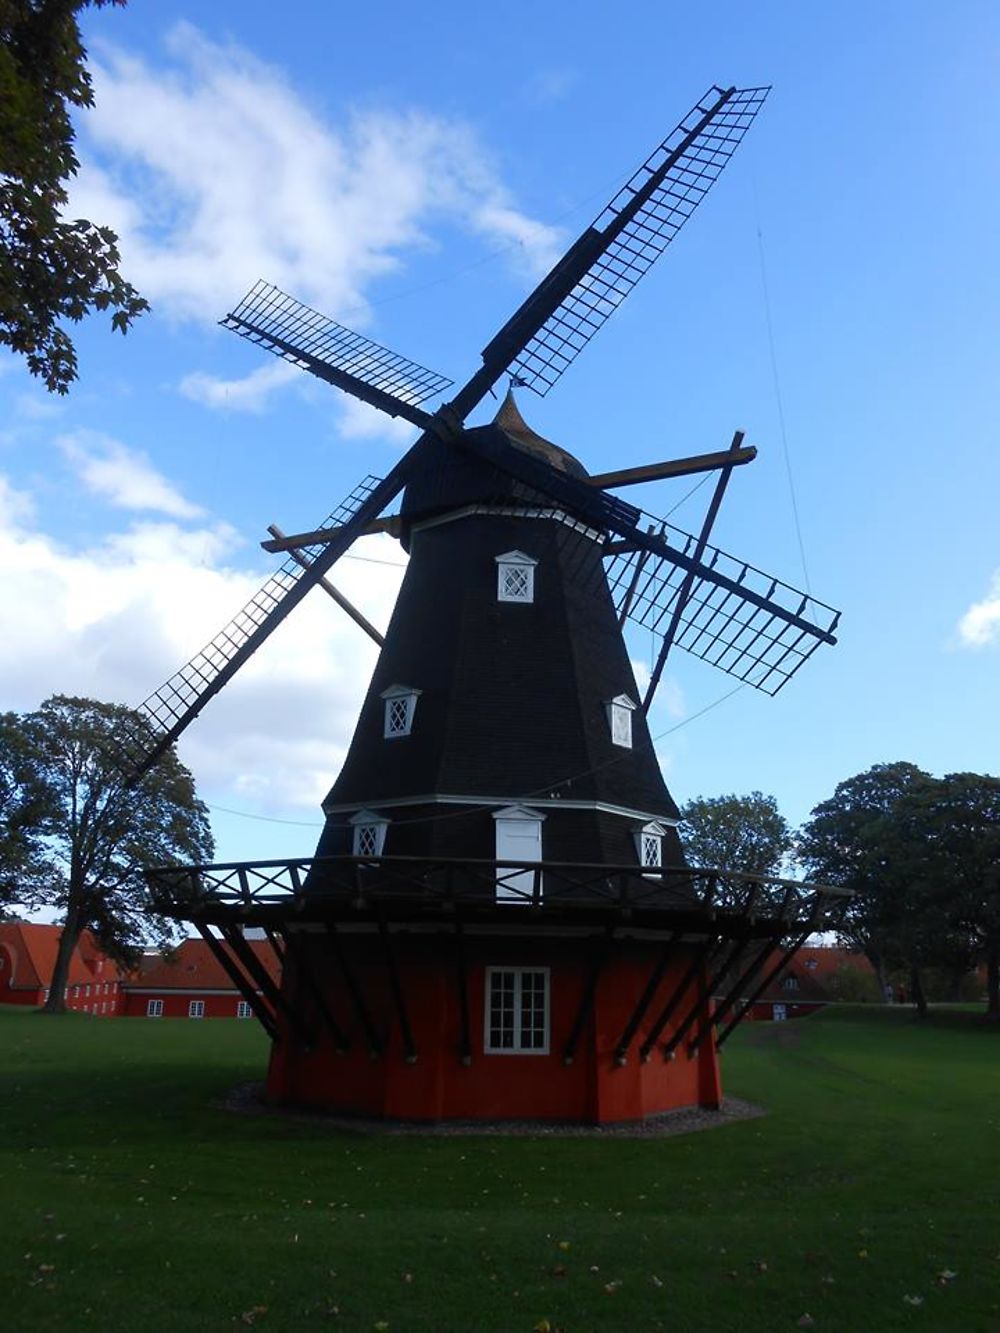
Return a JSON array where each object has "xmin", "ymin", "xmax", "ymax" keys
[
  {"xmin": 350, "ymin": 810, "xmax": 389, "ymax": 858},
  {"xmin": 495, "ymin": 550, "xmax": 537, "ymax": 604},
  {"xmin": 380, "ymin": 685, "xmax": 421, "ymax": 738},
  {"xmin": 633, "ymin": 821, "xmax": 666, "ymax": 872},
  {"xmin": 605, "ymin": 694, "xmax": 636, "ymax": 749}
]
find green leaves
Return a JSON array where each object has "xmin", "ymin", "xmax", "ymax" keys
[{"xmin": 0, "ymin": 1, "xmax": 147, "ymax": 392}]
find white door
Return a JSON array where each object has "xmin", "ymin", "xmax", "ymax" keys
[
  {"xmin": 495, "ymin": 816, "xmax": 542, "ymax": 903},
  {"xmin": 773, "ymin": 1003, "xmax": 787, "ymax": 1022}
]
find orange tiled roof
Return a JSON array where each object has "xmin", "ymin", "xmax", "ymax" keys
[
  {"xmin": 0, "ymin": 922, "xmax": 98, "ymax": 991},
  {"xmin": 134, "ymin": 936, "xmax": 281, "ymax": 991}
]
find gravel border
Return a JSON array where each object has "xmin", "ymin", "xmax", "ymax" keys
[{"xmin": 219, "ymin": 1081, "xmax": 766, "ymax": 1138}]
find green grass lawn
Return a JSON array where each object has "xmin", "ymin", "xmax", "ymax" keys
[{"xmin": 3, "ymin": 1005, "xmax": 1000, "ymax": 1333}]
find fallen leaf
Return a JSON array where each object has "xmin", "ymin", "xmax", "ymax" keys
[
  {"xmin": 903, "ymin": 1295, "xmax": 924, "ymax": 1307},
  {"xmin": 604, "ymin": 1280, "xmax": 622, "ymax": 1295},
  {"xmin": 557, "ymin": 1240, "xmax": 571, "ymax": 1252},
  {"xmin": 651, "ymin": 1275, "xmax": 664, "ymax": 1288}
]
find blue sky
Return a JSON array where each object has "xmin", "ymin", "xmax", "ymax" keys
[{"xmin": 2, "ymin": 0, "xmax": 998, "ymax": 868}]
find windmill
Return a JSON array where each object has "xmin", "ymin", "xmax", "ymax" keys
[{"xmin": 139, "ymin": 84, "xmax": 849, "ymax": 1124}]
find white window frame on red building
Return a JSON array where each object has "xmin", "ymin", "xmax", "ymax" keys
[{"xmin": 483, "ymin": 966, "xmax": 550, "ymax": 1054}]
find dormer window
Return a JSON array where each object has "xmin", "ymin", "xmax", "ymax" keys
[
  {"xmin": 350, "ymin": 810, "xmax": 389, "ymax": 858},
  {"xmin": 605, "ymin": 694, "xmax": 636, "ymax": 748},
  {"xmin": 381, "ymin": 684, "xmax": 421, "ymax": 738},
  {"xmin": 495, "ymin": 550, "xmax": 537, "ymax": 604},
  {"xmin": 633, "ymin": 820, "xmax": 665, "ymax": 870}
]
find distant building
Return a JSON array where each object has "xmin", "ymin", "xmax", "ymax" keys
[
  {"xmin": 121, "ymin": 936, "xmax": 280, "ymax": 1020},
  {"xmin": 0, "ymin": 922, "xmax": 126, "ymax": 1014},
  {"xmin": 728, "ymin": 945, "xmax": 876, "ymax": 1021}
]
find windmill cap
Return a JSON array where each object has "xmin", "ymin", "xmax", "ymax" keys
[{"xmin": 493, "ymin": 390, "xmax": 589, "ymax": 480}]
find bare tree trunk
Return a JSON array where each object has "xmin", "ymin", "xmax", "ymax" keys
[
  {"xmin": 910, "ymin": 965, "xmax": 928, "ymax": 1021},
  {"xmin": 40, "ymin": 906, "xmax": 82, "ymax": 1014},
  {"xmin": 986, "ymin": 945, "xmax": 1000, "ymax": 1022}
]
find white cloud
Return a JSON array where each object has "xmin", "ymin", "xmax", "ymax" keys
[
  {"xmin": 58, "ymin": 430, "xmax": 203, "ymax": 519},
  {"xmin": 0, "ymin": 474, "xmax": 406, "ymax": 819},
  {"xmin": 71, "ymin": 23, "xmax": 563, "ymax": 330},
  {"xmin": 335, "ymin": 397, "xmax": 418, "ymax": 446},
  {"xmin": 957, "ymin": 571, "xmax": 1000, "ymax": 647},
  {"xmin": 178, "ymin": 361, "xmax": 300, "ymax": 413}
]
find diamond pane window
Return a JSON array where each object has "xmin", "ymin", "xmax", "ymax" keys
[
  {"xmin": 605, "ymin": 694, "xmax": 636, "ymax": 749},
  {"xmin": 350, "ymin": 810, "xmax": 389, "ymax": 857},
  {"xmin": 495, "ymin": 550, "xmax": 537, "ymax": 604},
  {"xmin": 633, "ymin": 821, "xmax": 666, "ymax": 874},
  {"xmin": 484, "ymin": 968, "xmax": 549, "ymax": 1054},
  {"xmin": 381, "ymin": 684, "xmax": 421, "ymax": 738}
]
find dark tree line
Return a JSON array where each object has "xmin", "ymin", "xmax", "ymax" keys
[{"xmin": 681, "ymin": 764, "xmax": 1000, "ymax": 1019}]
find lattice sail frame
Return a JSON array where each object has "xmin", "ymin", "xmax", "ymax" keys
[
  {"xmin": 113, "ymin": 476, "xmax": 384, "ymax": 771},
  {"xmin": 507, "ymin": 85, "xmax": 770, "ymax": 396},
  {"xmin": 222, "ymin": 281, "xmax": 453, "ymax": 409},
  {"xmin": 606, "ymin": 507, "xmax": 839, "ymax": 695}
]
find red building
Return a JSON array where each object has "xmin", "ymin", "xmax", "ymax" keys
[
  {"xmin": 0, "ymin": 922, "xmax": 126, "ymax": 1014},
  {"xmin": 737, "ymin": 945, "xmax": 876, "ymax": 1021},
  {"xmin": 122, "ymin": 936, "xmax": 280, "ymax": 1020}
]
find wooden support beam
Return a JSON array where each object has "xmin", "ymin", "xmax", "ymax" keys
[
  {"xmin": 588, "ymin": 443, "xmax": 755, "ymax": 490},
  {"xmin": 377, "ymin": 914, "xmax": 416, "ymax": 1063},
  {"xmin": 283, "ymin": 928, "xmax": 350, "ymax": 1054},
  {"xmin": 262, "ymin": 514, "xmax": 401, "ymax": 554},
  {"xmin": 613, "ymin": 932, "xmax": 680, "ymax": 1064},
  {"xmin": 678, "ymin": 935, "xmax": 759, "ymax": 1058},
  {"xmin": 325, "ymin": 923, "xmax": 382, "ymax": 1056},
  {"xmin": 220, "ymin": 923, "xmax": 313, "ymax": 1048},
  {"xmin": 453, "ymin": 916, "xmax": 472, "ymax": 1066},
  {"xmin": 639, "ymin": 936, "xmax": 721, "ymax": 1062},
  {"xmin": 194, "ymin": 923, "xmax": 277, "ymax": 1041},
  {"xmin": 267, "ymin": 524, "xmax": 384, "ymax": 647},
  {"xmin": 690, "ymin": 937, "xmax": 778, "ymax": 1052},
  {"xmin": 563, "ymin": 926, "xmax": 616, "ymax": 1065},
  {"xmin": 716, "ymin": 897, "xmax": 829, "ymax": 1049}
]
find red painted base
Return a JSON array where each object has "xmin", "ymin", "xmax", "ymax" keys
[{"xmin": 265, "ymin": 930, "xmax": 722, "ymax": 1125}]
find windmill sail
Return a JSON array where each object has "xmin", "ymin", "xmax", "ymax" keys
[
  {"xmin": 482, "ymin": 85, "xmax": 769, "ymax": 397},
  {"xmin": 114, "ymin": 472, "xmax": 401, "ymax": 781},
  {"xmin": 222, "ymin": 282, "xmax": 453, "ymax": 427},
  {"xmin": 605, "ymin": 515, "xmax": 839, "ymax": 695}
]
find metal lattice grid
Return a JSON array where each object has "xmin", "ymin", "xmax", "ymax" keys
[
  {"xmin": 509, "ymin": 85, "xmax": 770, "ymax": 396},
  {"xmin": 114, "ymin": 476, "xmax": 385, "ymax": 774},
  {"xmin": 606, "ymin": 509, "xmax": 840, "ymax": 696},
  {"xmin": 222, "ymin": 281, "xmax": 453, "ymax": 408}
]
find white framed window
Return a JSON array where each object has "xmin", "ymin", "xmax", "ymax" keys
[
  {"xmin": 493, "ymin": 806, "xmax": 545, "ymax": 903},
  {"xmin": 381, "ymin": 684, "xmax": 421, "ymax": 738},
  {"xmin": 773, "ymin": 1003, "xmax": 787, "ymax": 1022},
  {"xmin": 605, "ymin": 694, "xmax": 636, "ymax": 748},
  {"xmin": 188, "ymin": 999, "xmax": 205, "ymax": 1019},
  {"xmin": 484, "ymin": 968, "xmax": 550, "ymax": 1053},
  {"xmin": 633, "ymin": 820, "xmax": 665, "ymax": 871},
  {"xmin": 782, "ymin": 975, "xmax": 800, "ymax": 992},
  {"xmin": 236, "ymin": 1000, "xmax": 252, "ymax": 1019},
  {"xmin": 147, "ymin": 998, "xmax": 164, "ymax": 1018},
  {"xmin": 495, "ymin": 550, "xmax": 537, "ymax": 604},
  {"xmin": 350, "ymin": 809, "xmax": 390, "ymax": 858}
]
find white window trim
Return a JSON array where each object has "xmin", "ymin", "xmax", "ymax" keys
[
  {"xmin": 380, "ymin": 684, "xmax": 421, "ymax": 739},
  {"xmin": 236, "ymin": 1000, "xmax": 252, "ymax": 1019},
  {"xmin": 633, "ymin": 820, "xmax": 666, "ymax": 873},
  {"xmin": 495, "ymin": 550, "xmax": 537, "ymax": 604},
  {"xmin": 483, "ymin": 966, "xmax": 550, "ymax": 1055},
  {"xmin": 188, "ymin": 999, "xmax": 205, "ymax": 1019},
  {"xmin": 147, "ymin": 998, "xmax": 164, "ymax": 1018},
  {"xmin": 349, "ymin": 809, "xmax": 390, "ymax": 858},
  {"xmin": 605, "ymin": 693, "xmax": 637, "ymax": 749}
]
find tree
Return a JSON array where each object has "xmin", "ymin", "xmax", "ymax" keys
[
  {"xmin": 17, "ymin": 696, "xmax": 213, "ymax": 1012},
  {"xmin": 0, "ymin": 710, "xmax": 56, "ymax": 906},
  {"xmin": 882, "ymin": 772, "xmax": 1000, "ymax": 1019},
  {"xmin": 678, "ymin": 791, "xmax": 793, "ymax": 912},
  {"xmin": 1, "ymin": 0, "xmax": 148, "ymax": 392},
  {"xmin": 679, "ymin": 791, "xmax": 792, "ymax": 875},
  {"xmin": 797, "ymin": 762, "xmax": 998, "ymax": 1019}
]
